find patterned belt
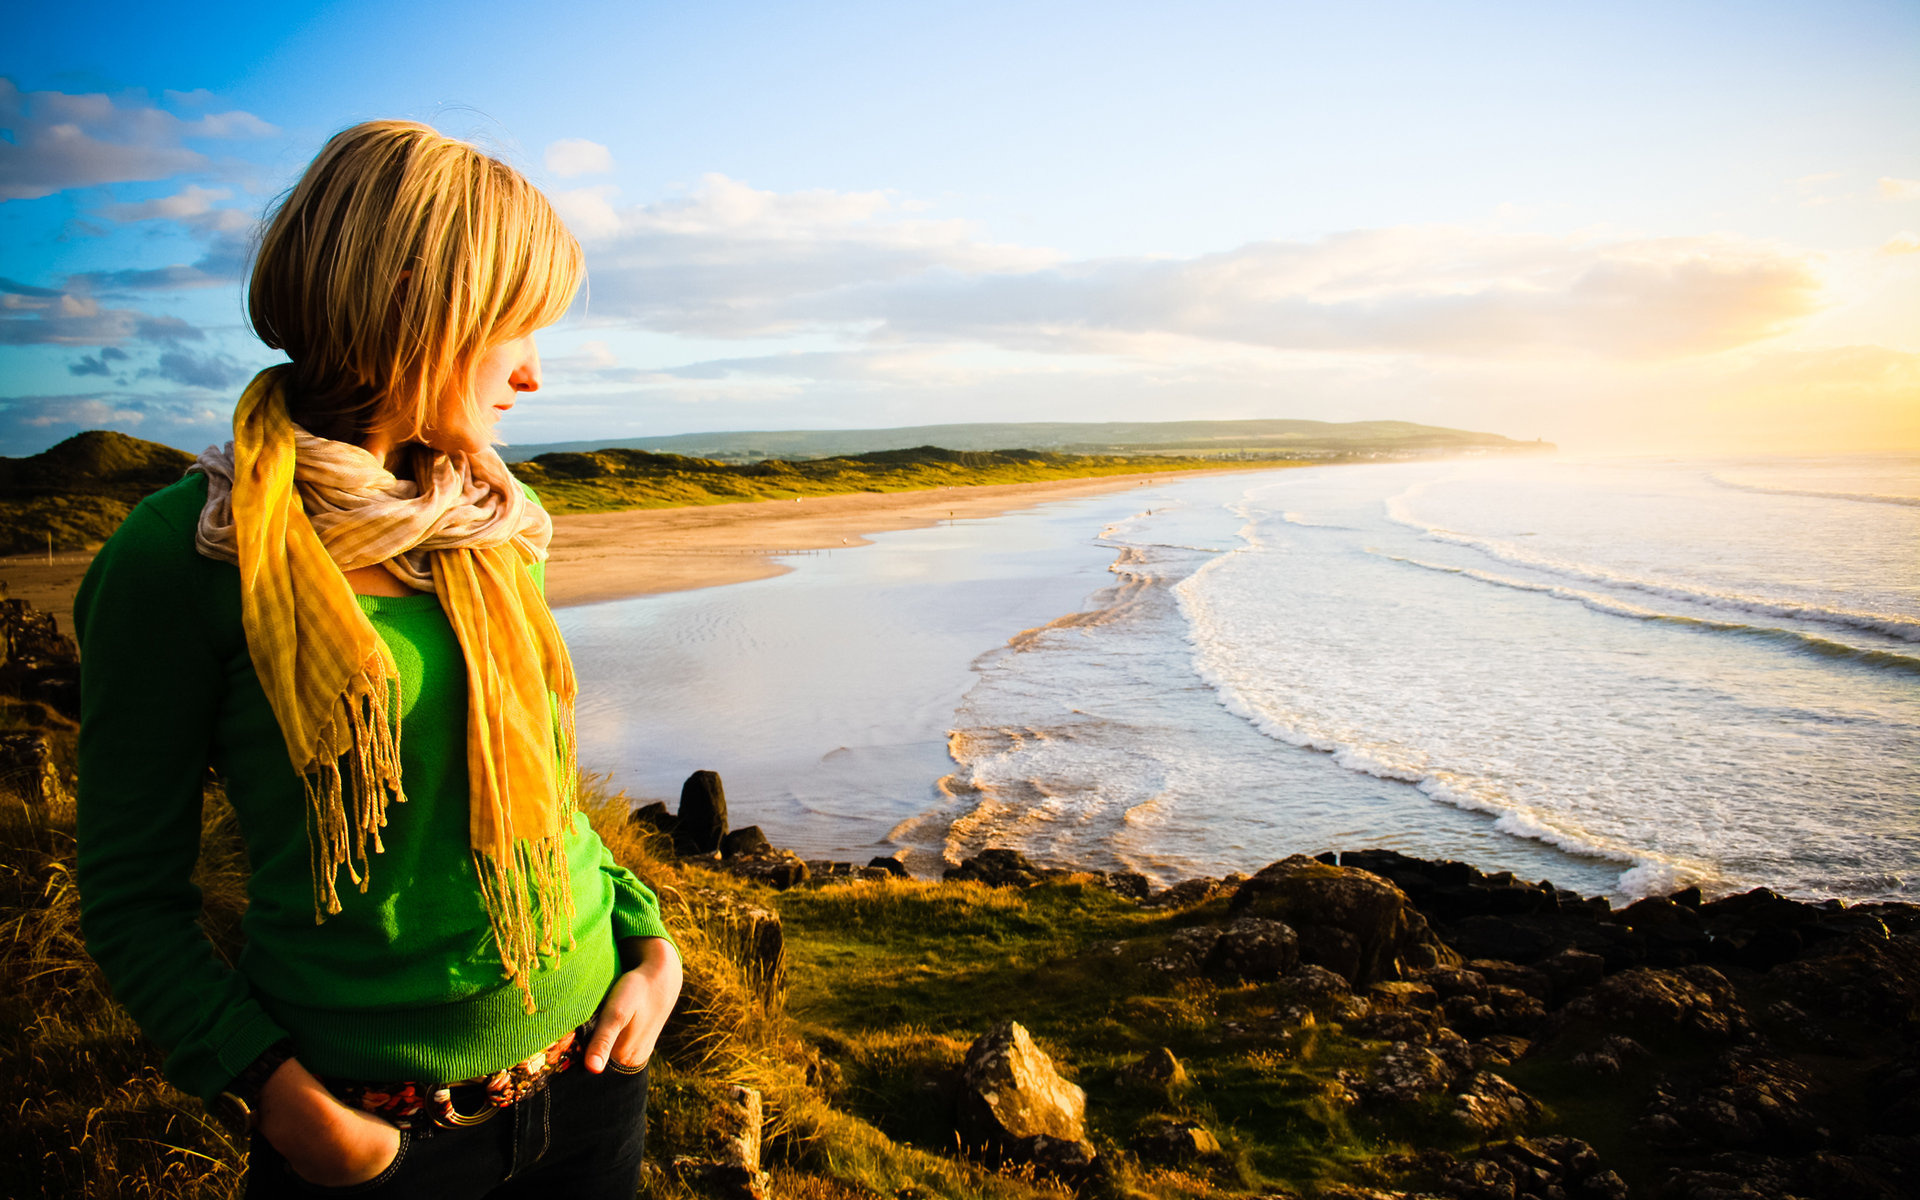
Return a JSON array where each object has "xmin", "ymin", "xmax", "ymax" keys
[{"xmin": 326, "ymin": 1022, "xmax": 591, "ymax": 1133}]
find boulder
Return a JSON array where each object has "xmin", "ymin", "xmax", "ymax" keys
[
  {"xmin": 866, "ymin": 855, "xmax": 910, "ymax": 878},
  {"xmin": 944, "ymin": 847, "xmax": 1045, "ymax": 887},
  {"xmin": 1144, "ymin": 877, "xmax": 1222, "ymax": 909},
  {"xmin": 0, "ymin": 731, "xmax": 67, "ymax": 806},
  {"xmin": 956, "ymin": 1021, "xmax": 1094, "ymax": 1169},
  {"xmin": 1451, "ymin": 1070, "xmax": 1544, "ymax": 1136},
  {"xmin": 1229, "ymin": 855, "xmax": 1457, "ymax": 985},
  {"xmin": 1118, "ymin": 1047, "xmax": 1187, "ymax": 1092},
  {"xmin": 1144, "ymin": 925, "xmax": 1223, "ymax": 975},
  {"xmin": 676, "ymin": 770, "xmax": 728, "ymax": 855},
  {"xmin": 1206, "ymin": 916, "xmax": 1301, "ymax": 982},
  {"xmin": 1130, "ymin": 1116, "xmax": 1222, "ymax": 1163},
  {"xmin": 720, "ymin": 826, "xmax": 771, "ymax": 859},
  {"xmin": 1359, "ymin": 1040, "xmax": 1461, "ymax": 1104},
  {"xmin": 723, "ymin": 850, "xmax": 809, "ymax": 891},
  {"xmin": 629, "ymin": 801, "xmax": 677, "ymax": 837},
  {"xmin": 1551, "ymin": 966, "xmax": 1748, "ymax": 1045},
  {"xmin": 1771, "ymin": 932, "xmax": 1920, "ymax": 1028}
]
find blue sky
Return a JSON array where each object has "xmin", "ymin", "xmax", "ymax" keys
[{"xmin": 3, "ymin": 0, "xmax": 1915, "ymax": 456}]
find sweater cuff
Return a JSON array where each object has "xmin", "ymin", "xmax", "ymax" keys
[{"xmin": 188, "ymin": 1006, "xmax": 294, "ymax": 1107}]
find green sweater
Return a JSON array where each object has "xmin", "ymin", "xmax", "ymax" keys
[{"xmin": 74, "ymin": 474, "xmax": 672, "ymax": 1105}]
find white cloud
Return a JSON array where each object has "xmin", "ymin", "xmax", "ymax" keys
[
  {"xmin": 100, "ymin": 182, "xmax": 230, "ymax": 220},
  {"xmin": 1879, "ymin": 177, "xmax": 1920, "ymax": 201},
  {"xmin": 560, "ymin": 177, "xmax": 1822, "ymax": 361},
  {"xmin": 544, "ymin": 138, "xmax": 614, "ymax": 179},
  {"xmin": 1877, "ymin": 232, "xmax": 1920, "ymax": 256},
  {"xmin": 0, "ymin": 79, "xmax": 278, "ymax": 201},
  {"xmin": 0, "ymin": 279, "xmax": 207, "ymax": 345}
]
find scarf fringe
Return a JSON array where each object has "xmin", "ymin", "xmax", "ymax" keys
[{"xmin": 302, "ymin": 652, "xmax": 406, "ymax": 921}]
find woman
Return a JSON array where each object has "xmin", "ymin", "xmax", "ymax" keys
[{"xmin": 74, "ymin": 120, "xmax": 682, "ymax": 1198}]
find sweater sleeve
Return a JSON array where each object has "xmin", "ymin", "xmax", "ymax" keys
[
  {"xmin": 74, "ymin": 498, "xmax": 291, "ymax": 1105},
  {"xmin": 590, "ymin": 814, "xmax": 676, "ymax": 946}
]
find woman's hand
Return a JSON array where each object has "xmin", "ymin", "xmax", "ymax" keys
[
  {"xmin": 584, "ymin": 937, "xmax": 684, "ymax": 1073},
  {"xmin": 255, "ymin": 1057, "xmax": 403, "ymax": 1187}
]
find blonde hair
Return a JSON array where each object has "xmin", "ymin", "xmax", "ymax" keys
[{"xmin": 249, "ymin": 120, "xmax": 584, "ymax": 446}]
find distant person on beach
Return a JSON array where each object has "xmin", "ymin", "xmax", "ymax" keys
[{"xmin": 72, "ymin": 120, "xmax": 681, "ymax": 1197}]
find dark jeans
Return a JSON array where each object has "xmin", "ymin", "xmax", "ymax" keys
[{"xmin": 245, "ymin": 1064, "xmax": 649, "ymax": 1199}]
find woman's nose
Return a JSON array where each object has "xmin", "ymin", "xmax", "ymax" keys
[{"xmin": 511, "ymin": 342, "xmax": 542, "ymax": 393}]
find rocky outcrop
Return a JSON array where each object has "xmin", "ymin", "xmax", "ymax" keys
[
  {"xmin": 671, "ymin": 1085, "xmax": 769, "ymax": 1200},
  {"xmin": 955, "ymin": 1021, "xmax": 1096, "ymax": 1175},
  {"xmin": 0, "ymin": 595, "xmax": 79, "ymax": 724},
  {"xmin": 1228, "ymin": 855, "xmax": 1458, "ymax": 985}
]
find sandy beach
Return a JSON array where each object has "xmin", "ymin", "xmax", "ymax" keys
[{"xmin": 0, "ymin": 467, "xmax": 1260, "ymax": 620}]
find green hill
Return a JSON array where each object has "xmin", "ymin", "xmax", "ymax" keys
[
  {"xmin": 500, "ymin": 418, "xmax": 1552, "ymax": 463},
  {"xmin": 507, "ymin": 444, "xmax": 1295, "ymax": 515},
  {"xmin": 0, "ymin": 432, "xmax": 196, "ymax": 555}
]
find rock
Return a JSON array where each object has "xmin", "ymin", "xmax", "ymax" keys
[
  {"xmin": 1207, "ymin": 916, "xmax": 1301, "ymax": 981},
  {"xmin": 1445, "ymin": 915, "xmax": 1563, "ymax": 964},
  {"xmin": 1360, "ymin": 1040, "xmax": 1461, "ymax": 1104},
  {"xmin": 723, "ymin": 849, "xmax": 809, "ymax": 890},
  {"xmin": 1450, "ymin": 1070, "xmax": 1543, "ymax": 1136},
  {"xmin": 1771, "ymin": 931, "xmax": 1920, "ymax": 1029},
  {"xmin": 629, "ymin": 801, "xmax": 677, "ymax": 837},
  {"xmin": 714, "ymin": 1085, "xmax": 763, "ymax": 1172},
  {"xmin": 681, "ymin": 887, "xmax": 786, "ymax": 998},
  {"xmin": 1230, "ymin": 855, "xmax": 1458, "ymax": 985},
  {"xmin": 669, "ymin": 1085, "xmax": 768, "ymax": 1200},
  {"xmin": 0, "ymin": 731, "xmax": 67, "ymax": 806},
  {"xmin": 956, "ymin": 1021, "xmax": 1094, "ymax": 1168},
  {"xmin": 1118, "ymin": 1046, "xmax": 1187, "ymax": 1091},
  {"xmin": 1538, "ymin": 947, "xmax": 1606, "ymax": 1002},
  {"xmin": 1145, "ymin": 925, "xmax": 1223, "ymax": 975},
  {"xmin": 944, "ymin": 847, "xmax": 1045, "ymax": 887},
  {"xmin": 1550, "ymin": 965, "xmax": 1748, "ymax": 1045},
  {"xmin": 866, "ymin": 855, "xmax": 909, "ymax": 877},
  {"xmin": 1467, "ymin": 959, "xmax": 1553, "ymax": 1004},
  {"xmin": 720, "ymin": 825, "xmax": 771, "ymax": 859},
  {"xmin": 676, "ymin": 770, "xmax": 729, "ymax": 855},
  {"xmin": 1145, "ymin": 877, "xmax": 1222, "ymax": 908},
  {"xmin": 0, "ymin": 596, "xmax": 80, "ymax": 721},
  {"xmin": 1274, "ymin": 962, "xmax": 1355, "ymax": 1007},
  {"xmin": 1130, "ymin": 1116, "xmax": 1222, "ymax": 1163},
  {"xmin": 1633, "ymin": 1048, "xmax": 1824, "ymax": 1154},
  {"xmin": 1570, "ymin": 1034, "xmax": 1650, "ymax": 1076},
  {"xmin": 1421, "ymin": 967, "xmax": 1489, "ymax": 999},
  {"xmin": 1469, "ymin": 1035, "xmax": 1532, "ymax": 1070}
]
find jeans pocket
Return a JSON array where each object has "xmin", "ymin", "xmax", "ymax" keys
[{"xmin": 278, "ymin": 1127, "xmax": 412, "ymax": 1196}]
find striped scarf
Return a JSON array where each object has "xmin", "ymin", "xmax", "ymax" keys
[{"xmin": 194, "ymin": 365, "xmax": 578, "ymax": 1010}]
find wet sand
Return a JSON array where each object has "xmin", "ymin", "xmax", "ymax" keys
[{"xmin": 0, "ymin": 467, "xmax": 1268, "ymax": 619}]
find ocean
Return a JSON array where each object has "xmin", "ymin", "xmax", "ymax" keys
[{"xmin": 558, "ymin": 454, "xmax": 1919, "ymax": 904}]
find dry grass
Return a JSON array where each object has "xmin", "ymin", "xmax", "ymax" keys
[{"xmin": 1, "ymin": 778, "xmax": 246, "ymax": 1199}]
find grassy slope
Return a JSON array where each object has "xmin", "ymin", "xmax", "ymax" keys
[
  {"xmin": 0, "ymin": 431, "xmax": 198, "ymax": 556},
  {"xmin": 0, "ymin": 767, "xmax": 1497, "ymax": 1200},
  {"xmin": 507, "ymin": 446, "xmax": 1301, "ymax": 516}
]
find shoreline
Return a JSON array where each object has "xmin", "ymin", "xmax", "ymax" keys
[
  {"xmin": 537, "ymin": 465, "xmax": 1279, "ymax": 608},
  {"xmin": 0, "ymin": 466, "xmax": 1282, "ymax": 620}
]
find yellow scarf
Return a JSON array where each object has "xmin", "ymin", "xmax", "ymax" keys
[{"xmin": 195, "ymin": 367, "xmax": 578, "ymax": 1010}]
